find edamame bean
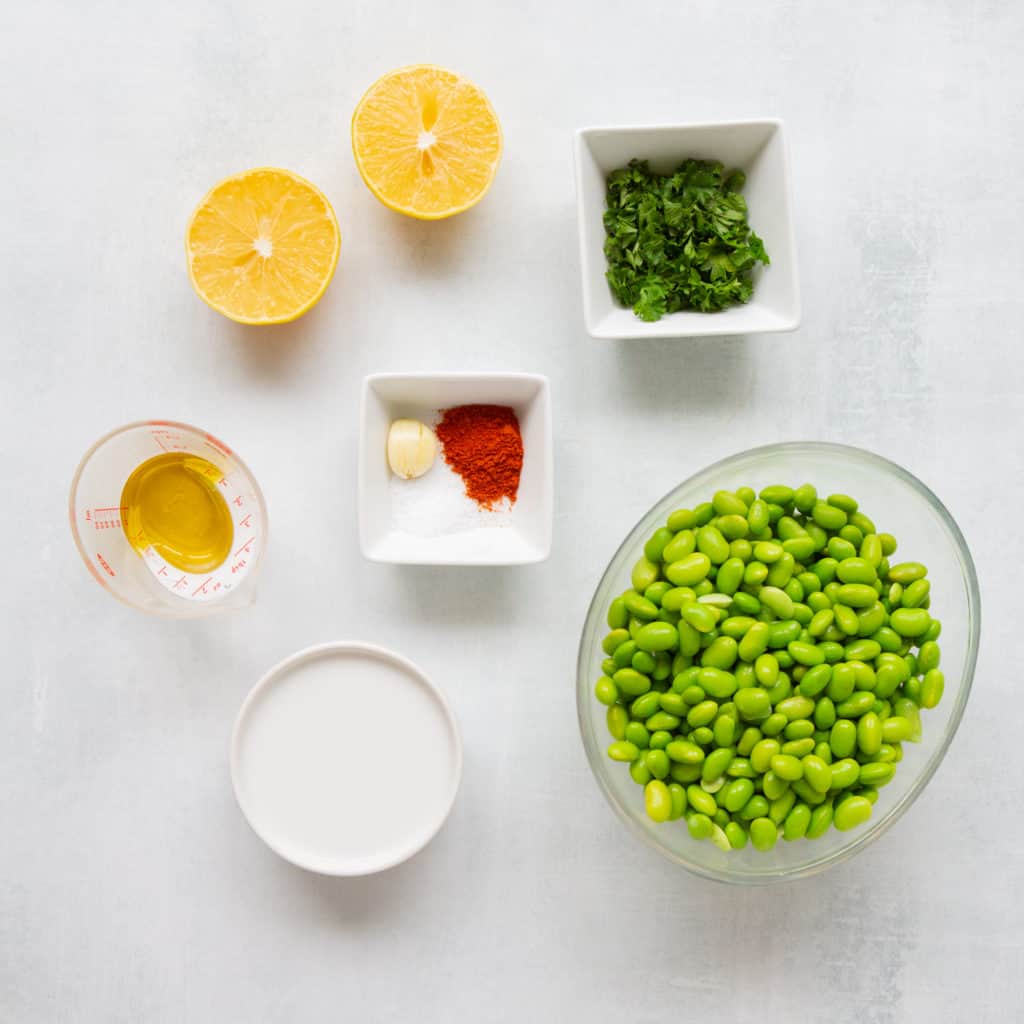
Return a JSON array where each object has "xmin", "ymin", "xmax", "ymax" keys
[
  {"xmin": 662, "ymin": 530, "xmax": 697, "ymax": 564},
  {"xmin": 859, "ymin": 762, "xmax": 894, "ymax": 787},
  {"xmin": 830, "ymin": 720, "xmax": 857, "ymax": 758},
  {"xmin": 714, "ymin": 557, "xmax": 745, "ymax": 596},
  {"xmin": 613, "ymin": 668, "xmax": 650, "ymax": 697},
  {"xmin": 767, "ymin": 620, "xmax": 801, "ymax": 648},
  {"xmin": 713, "ymin": 715, "xmax": 738, "ymax": 748},
  {"xmin": 750, "ymin": 738, "xmax": 781, "ymax": 773},
  {"xmin": 857, "ymin": 712, "xmax": 882, "ymax": 755},
  {"xmin": 769, "ymin": 788, "xmax": 797, "ymax": 823},
  {"xmin": 644, "ymin": 527, "xmax": 675, "ymax": 563},
  {"xmin": 721, "ymin": 777, "xmax": 755, "ymax": 813},
  {"xmin": 699, "ymin": 667, "xmax": 738, "ymax": 699},
  {"xmin": 783, "ymin": 803, "xmax": 812, "ymax": 840},
  {"xmin": 687, "ymin": 812, "xmax": 714, "ymax": 840},
  {"xmin": 788, "ymin": 641, "xmax": 825, "ymax": 667},
  {"xmin": 644, "ymin": 780, "xmax": 672, "ymax": 822},
  {"xmin": 837, "ymin": 691, "xmax": 875, "ymax": 718},
  {"xmin": 775, "ymin": 695, "xmax": 815, "ymax": 721},
  {"xmin": 812, "ymin": 502, "xmax": 848, "ymax": 530},
  {"xmin": 845, "ymin": 638, "xmax": 881, "ymax": 662},
  {"xmin": 608, "ymin": 741, "xmax": 639, "ymax": 762},
  {"xmin": 760, "ymin": 586, "xmax": 794, "ymax": 619},
  {"xmin": 632, "ymin": 651, "xmax": 656, "ymax": 674},
  {"xmin": 828, "ymin": 537, "xmax": 858, "ymax": 561},
  {"xmin": 668, "ymin": 782, "xmax": 688, "ymax": 819},
  {"xmin": 595, "ymin": 677, "xmax": 618, "ymax": 706},
  {"xmin": 686, "ymin": 700, "xmax": 719, "ymax": 728},
  {"xmin": 702, "ymin": 636, "xmax": 739, "ymax": 670},
  {"xmin": 753, "ymin": 541, "xmax": 784, "ymax": 564},
  {"xmin": 702, "ymin": 746, "xmax": 735, "ymax": 783},
  {"xmin": 829, "ymin": 758, "xmax": 860, "ymax": 790},
  {"xmin": 770, "ymin": 754, "xmax": 803, "ymax": 781},
  {"xmin": 902, "ymin": 578, "xmax": 930, "ymax": 608},
  {"xmin": 833, "ymin": 795, "xmax": 872, "ymax": 831},
  {"xmin": 667, "ymin": 508, "xmax": 697, "ymax": 532},
  {"xmin": 629, "ymin": 691, "xmax": 660, "ymax": 720},
  {"xmin": 734, "ymin": 688, "xmax": 772, "ymax": 722},
  {"xmin": 921, "ymin": 669, "xmax": 944, "ymax": 709},
  {"xmin": 665, "ymin": 552, "xmax": 712, "ymax": 587},
  {"xmin": 749, "ymin": 817, "xmax": 778, "ymax": 850},
  {"xmin": 725, "ymin": 820, "xmax": 749, "ymax": 849},
  {"xmin": 687, "ymin": 785, "xmax": 718, "ymax": 816},
  {"xmin": 891, "ymin": 607, "xmax": 932, "ymax": 638},
  {"xmin": 624, "ymin": 721, "xmax": 650, "ymax": 749},
  {"xmin": 888, "ymin": 561, "xmax": 926, "ymax": 583},
  {"xmin": 681, "ymin": 602, "xmax": 718, "ymax": 634},
  {"xmin": 744, "ymin": 561, "xmax": 769, "ymax": 586},
  {"xmin": 738, "ymin": 621, "xmax": 771, "ymax": 661},
  {"xmin": 667, "ymin": 740, "xmax": 705, "ymax": 764},
  {"xmin": 802, "ymin": 755, "xmax": 832, "ymax": 794},
  {"xmin": 806, "ymin": 800, "xmax": 834, "ymax": 838},
  {"xmin": 607, "ymin": 705, "xmax": 629, "ymax": 741},
  {"xmin": 635, "ymin": 621, "xmax": 679, "ymax": 652},
  {"xmin": 697, "ymin": 526, "xmax": 731, "ymax": 565},
  {"xmin": 782, "ymin": 536, "xmax": 816, "ymax": 561},
  {"xmin": 835, "ymin": 583, "xmax": 877, "ymax": 609},
  {"xmin": 812, "ymin": 702, "xmax": 836, "ymax": 736},
  {"xmin": 781, "ymin": 737, "xmax": 815, "ymax": 758}
]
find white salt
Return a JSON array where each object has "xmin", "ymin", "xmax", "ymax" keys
[{"xmin": 389, "ymin": 452, "xmax": 512, "ymax": 538}]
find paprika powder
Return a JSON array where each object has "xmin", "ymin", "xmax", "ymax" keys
[{"xmin": 435, "ymin": 404, "xmax": 523, "ymax": 510}]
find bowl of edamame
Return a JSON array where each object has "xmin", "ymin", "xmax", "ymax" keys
[{"xmin": 576, "ymin": 442, "xmax": 980, "ymax": 883}]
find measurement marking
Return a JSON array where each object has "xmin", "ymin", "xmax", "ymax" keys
[
  {"xmin": 173, "ymin": 576, "xmax": 188, "ymax": 590},
  {"xmin": 232, "ymin": 496, "xmax": 244, "ymax": 507},
  {"xmin": 95, "ymin": 553, "xmax": 115, "ymax": 577},
  {"xmin": 157, "ymin": 566, "xmax": 168, "ymax": 577},
  {"xmin": 234, "ymin": 537, "xmax": 254, "ymax": 558},
  {"xmin": 192, "ymin": 577, "xmax": 213, "ymax": 597},
  {"xmin": 239, "ymin": 514, "xmax": 252, "ymax": 529}
]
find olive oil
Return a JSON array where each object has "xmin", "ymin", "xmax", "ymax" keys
[{"xmin": 120, "ymin": 453, "xmax": 233, "ymax": 574}]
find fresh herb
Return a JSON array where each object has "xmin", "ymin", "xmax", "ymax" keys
[{"xmin": 603, "ymin": 159, "xmax": 770, "ymax": 321}]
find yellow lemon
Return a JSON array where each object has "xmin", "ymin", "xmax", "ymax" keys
[
  {"xmin": 351, "ymin": 65, "xmax": 502, "ymax": 220},
  {"xmin": 186, "ymin": 167, "xmax": 340, "ymax": 325}
]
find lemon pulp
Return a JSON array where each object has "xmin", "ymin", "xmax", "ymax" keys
[{"xmin": 120, "ymin": 453, "xmax": 233, "ymax": 574}]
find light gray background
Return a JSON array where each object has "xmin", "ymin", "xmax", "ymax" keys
[{"xmin": 2, "ymin": 1, "xmax": 1021, "ymax": 1021}]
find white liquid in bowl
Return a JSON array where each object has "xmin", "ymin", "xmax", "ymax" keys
[{"xmin": 232, "ymin": 644, "xmax": 461, "ymax": 875}]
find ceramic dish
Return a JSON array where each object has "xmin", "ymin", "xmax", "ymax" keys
[
  {"xmin": 359, "ymin": 372, "xmax": 553, "ymax": 564},
  {"xmin": 574, "ymin": 120, "xmax": 800, "ymax": 339},
  {"xmin": 231, "ymin": 642, "xmax": 462, "ymax": 875},
  {"xmin": 577, "ymin": 442, "xmax": 979, "ymax": 883}
]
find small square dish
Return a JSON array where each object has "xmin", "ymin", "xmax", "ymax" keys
[
  {"xmin": 359, "ymin": 373, "xmax": 553, "ymax": 565},
  {"xmin": 574, "ymin": 120, "xmax": 800, "ymax": 339}
]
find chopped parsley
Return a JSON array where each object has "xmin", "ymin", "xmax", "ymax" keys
[{"xmin": 603, "ymin": 158, "xmax": 770, "ymax": 322}]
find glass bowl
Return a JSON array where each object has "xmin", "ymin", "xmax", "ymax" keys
[{"xmin": 576, "ymin": 442, "xmax": 980, "ymax": 884}]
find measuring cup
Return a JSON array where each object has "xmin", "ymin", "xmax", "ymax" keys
[{"xmin": 69, "ymin": 420, "xmax": 268, "ymax": 617}]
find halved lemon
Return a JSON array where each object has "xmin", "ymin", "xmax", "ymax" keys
[
  {"xmin": 351, "ymin": 65, "xmax": 502, "ymax": 220},
  {"xmin": 186, "ymin": 167, "xmax": 340, "ymax": 325}
]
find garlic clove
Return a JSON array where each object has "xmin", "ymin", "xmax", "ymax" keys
[{"xmin": 386, "ymin": 419, "xmax": 438, "ymax": 480}]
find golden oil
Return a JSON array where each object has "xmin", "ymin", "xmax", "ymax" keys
[{"xmin": 120, "ymin": 453, "xmax": 233, "ymax": 574}]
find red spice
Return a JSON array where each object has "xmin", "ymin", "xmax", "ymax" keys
[{"xmin": 435, "ymin": 404, "xmax": 523, "ymax": 510}]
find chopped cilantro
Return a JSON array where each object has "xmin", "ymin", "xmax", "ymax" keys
[{"xmin": 603, "ymin": 159, "xmax": 770, "ymax": 321}]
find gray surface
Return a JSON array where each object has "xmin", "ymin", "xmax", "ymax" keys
[{"xmin": 1, "ymin": 1, "xmax": 1021, "ymax": 1020}]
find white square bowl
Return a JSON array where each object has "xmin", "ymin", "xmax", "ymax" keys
[
  {"xmin": 574, "ymin": 120, "xmax": 800, "ymax": 339},
  {"xmin": 359, "ymin": 373, "xmax": 553, "ymax": 565}
]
